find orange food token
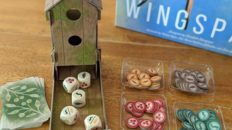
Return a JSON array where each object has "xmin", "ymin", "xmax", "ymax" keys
[
  {"xmin": 140, "ymin": 78, "xmax": 152, "ymax": 88},
  {"xmin": 131, "ymin": 69, "xmax": 141, "ymax": 75},
  {"xmin": 127, "ymin": 73, "xmax": 138, "ymax": 81},
  {"xmin": 139, "ymin": 73, "xmax": 150, "ymax": 80},
  {"xmin": 146, "ymin": 68, "xmax": 158, "ymax": 76},
  {"xmin": 128, "ymin": 79, "xmax": 140, "ymax": 88},
  {"xmin": 150, "ymin": 76, "xmax": 162, "ymax": 83}
]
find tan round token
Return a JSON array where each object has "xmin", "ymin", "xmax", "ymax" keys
[
  {"xmin": 131, "ymin": 69, "xmax": 141, "ymax": 75},
  {"xmin": 128, "ymin": 78, "xmax": 140, "ymax": 88},
  {"xmin": 140, "ymin": 78, "xmax": 152, "ymax": 88},
  {"xmin": 134, "ymin": 85, "xmax": 146, "ymax": 89},
  {"xmin": 148, "ymin": 83, "xmax": 160, "ymax": 90},
  {"xmin": 146, "ymin": 68, "xmax": 158, "ymax": 76},
  {"xmin": 127, "ymin": 73, "xmax": 138, "ymax": 81},
  {"xmin": 138, "ymin": 73, "xmax": 150, "ymax": 80},
  {"xmin": 150, "ymin": 76, "xmax": 162, "ymax": 83}
]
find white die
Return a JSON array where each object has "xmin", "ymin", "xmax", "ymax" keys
[
  {"xmin": 72, "ymin": 89, "xmax": 86, "ymax": 108},
  {"xmin": 77, "ymin": 72, "xmax": 91, "ymax": 89},
  {"xmin": 63, "ymin": 77, "xmax": 79, "ymax": 93},
  {"xmin": 60, "ymin": 106, "xmax": 80, "ymax": 125},
  {"xmin": 84, "ymin": 114, "xmax": 102, "ymax": 130}
]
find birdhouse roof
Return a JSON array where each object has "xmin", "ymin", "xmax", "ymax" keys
[{"xmin": 45, "ymin": 0, "xmax": 102, "ymax": 19}]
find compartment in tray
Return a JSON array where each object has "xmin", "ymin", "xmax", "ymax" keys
[
  {"xmin": 120, "ymin": 92, "xmax": 170, "ymax": 130},
  {"xmin": 172, "ymin": 102, "xmax": 226, "ymax": 130},
  {"xmin": 121, "ymin": 58, "xmax": 165, "ymax": 92},
  {"xmin": 169, "ymin": 61, "xmax": 214, "ymax": 95}
]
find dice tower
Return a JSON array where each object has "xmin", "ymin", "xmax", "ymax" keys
[{"xmin": 45, "ymin": 0, "xmax": 108, "ymax": 129}]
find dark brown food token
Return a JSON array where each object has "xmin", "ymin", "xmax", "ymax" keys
[
  {"xmin": 190, "ymin": 71, "xmax": 198, "ymax": 77},
  {"xmin": 174, "ymin": 78, "xmax": 181, "ymax": 87},
  {"xmin": 188, "ymin": 83, "xmax": 199, "ymax": 92},
  {"xmin": 185, "ymin": 75, "xmax": 196, "ymax": 83},
  {"xmin": 174, "ymin": 70, "xmax": 182, "ymax": 78},
  {"xmin": 197, "ymin": 82, "xmax": 208, "ymax": 90},
  {"xmin": 183, "ymin": 69, "xmax": 192, "ymax": 73},
  {"xmin": 180, "ymin": 72, "xmax": 188, "ymax": 79},
  {"xmin": 196, "ymin": 73, "xmax": 206, "ymax": 83},
  {"xmin": 179, "ymin": 81, "xmax": 188, "ymax": 90}
]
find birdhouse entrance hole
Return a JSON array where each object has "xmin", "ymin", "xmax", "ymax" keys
[
  {"xmin": 68, "ymin": 36, "xmax": 82, "ymax": 46},
  {"xmin": 66, "ymin": 9, "xmax": 81, "ymax": 21}
]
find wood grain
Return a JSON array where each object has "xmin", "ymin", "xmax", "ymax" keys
[{"xmin": 0, "ymin": 0, "xmax": 231, "ymax": 130}]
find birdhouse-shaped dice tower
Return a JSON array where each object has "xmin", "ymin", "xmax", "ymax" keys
[{"xmin": 45, "ymin": 0, "xmax": 108, "ymax": 129}]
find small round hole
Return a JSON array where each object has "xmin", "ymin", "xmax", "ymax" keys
[
  {"xmin": 66, "ymin": 9, "xmax": 81, "ymax": 20},
  {"xmin": 68, "ymin": 36, "xmax": 82, "ymax": 46}
]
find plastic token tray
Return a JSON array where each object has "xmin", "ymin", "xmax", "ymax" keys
[
  {"xmin": 121, "ymin": 58, "xmax": 165, "ymax": 91},
  {"xmin": 172, "ymin": 102, "xmax": 226, "ymax": 130},
  {"xmin": 169, "ymin": 61, "xmax": 215, "ymax": 95},
  {"xmin": 120, "ymin": 92, "xmax": 170, "ymax": 130}
]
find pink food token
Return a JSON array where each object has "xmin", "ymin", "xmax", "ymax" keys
[
  {"xmin": 154, "ymin": 99, "xmax": 164, "ymax": 107},
  {"xmin": 153, "ymin": 102, "xmax": 160, "ymax": 113},
  {"xmin": 151, "ymin": 122, "xmax": 159, "ymax": 130},
  {"xmin": 126, "ymin": 117, "xmax": 139, "ymax": 129},
  {"xmin": 131, "ymin": 110, "xmax": 144, "ymax": 117},
  {"xmin": 156, "ymin": 124, "xmax": 164, "ymax": 130},
  {"xmin": 133, "ymin": 101, "xmax": 146, "ymax": 113},
  {"xmin": 125, "ymin": 102, "xmax": 134, "ymax": 113},
  {"xmin": 145, "ymin": 100, "xmax": 155, "ymax": 113},
  {"xmin": 159, "ymin": 107, "xmax": 166, "ymax": 112},
  {"xmin": 153, "ymin": 111, "xmax": 166, "ymax": 123},
  {"xmin": 139, "ymin": 119, "xmax": 153, "ymax": 129}
]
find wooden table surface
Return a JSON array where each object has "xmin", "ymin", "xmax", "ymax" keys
[{"xmin": 0, "ymin": 0, "xmax": 232, "ymax": 130}]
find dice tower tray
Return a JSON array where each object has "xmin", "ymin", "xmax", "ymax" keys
[
  {"xmin": 50, "ymin": 64, "xmax": 107, "ymax": 130},
  {"xmin": 45, "ymin": 0, "xmax": 108, "ymax": 129}
]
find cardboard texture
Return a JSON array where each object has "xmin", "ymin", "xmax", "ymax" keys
[
  {"xmin": 115, "ymin": 0, "xmax": 232, "ymax": 56},
  {"xmin": 47, "ymin": 0, "xmax": 101, "ymax": 66},
  {"xmin": 45, "ymin": 0, "xmax": 108, "ymax": 129}
]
